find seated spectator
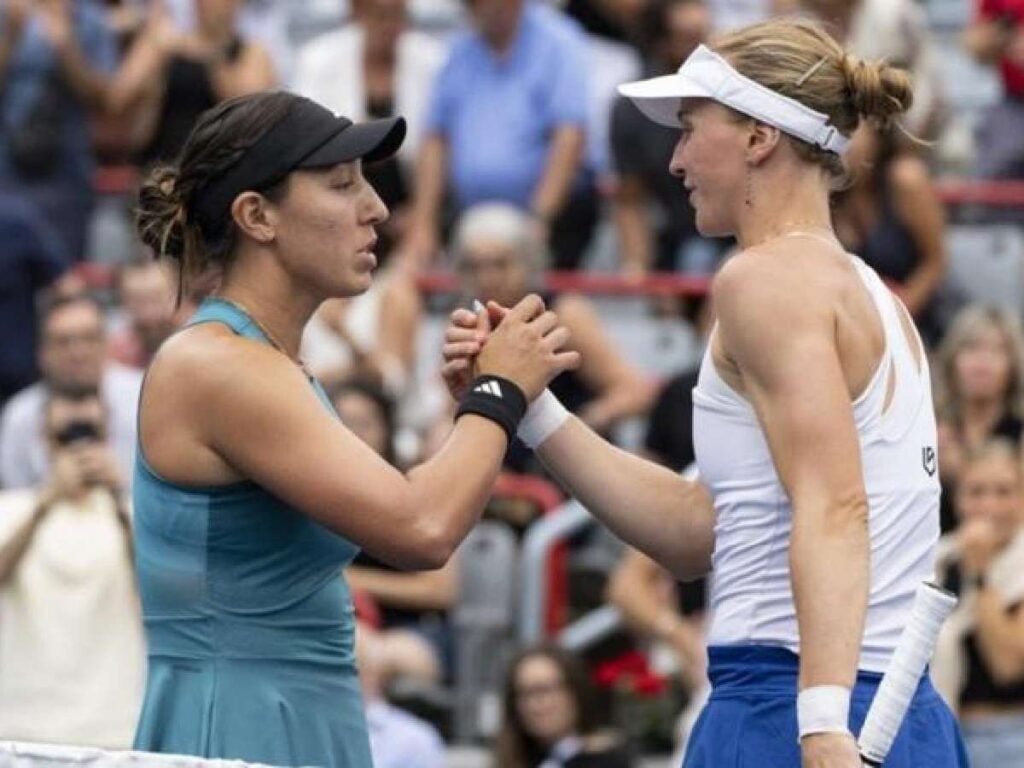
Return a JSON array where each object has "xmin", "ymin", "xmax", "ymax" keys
[
  {"xmin": 108, "ymin": 260, "xmax": 179, "ymax": 369},
  {"xmin": 0, "ymin": 193, "xmax": 71, "ymax": 405},
  {"xmin": 610, "ymin": 0, "xmax": 726, "ymax": 278},
  {"xmin": 936, "ymin": 305, "xmax": 1024, "ymax": 532},
  {"xmin": 800, "ymin": 0, "xmax": 944, "ymax": 138},
  {"xmin": 1, "ymin": 294, "xmax": 142, "ymax": 489},
  {"xmin": 932, "ymin": 439, "xmax": 1024, "ymax": 768},
  {"xmin": 964, "ymin": 0, "xmax": 1024, "ymax": 179},
  {"xmin": 292, "ymin": 0, "xmax": 446, "ymax": 241},
  {"xmin": 108, "ymin": 0, "xmax": 276, "ymax": 165},
  {"xmin": 832, "ymin": 123, "xmax": 947, "ymax": 343},
  {"xmin": 356, "ymin": 622, "xmax": 446, "ymax": 768},
  {"xmin": 452, "ymin": 204, "xmax": 655, "ymax": 468},
  {"xmin": 497, "ymin": 644, "xmax": 633, "ymax": 768},
  {"xmin": 335, "ymin": 381, "xmax": 457, "ymax": 684},
  {"xmin": 404, "ymin": 0, "xmax": 596, "ymax": 270},
  {"xmin": 0, "ymin": 0, "xmax": 116, "ymax": 259},
  {"xmin": 0, "ymin": 389, "xmax": 143, "ymax": 748}
]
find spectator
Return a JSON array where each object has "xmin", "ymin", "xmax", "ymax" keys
[
  {"xmin": 801, "ymin": 0, "xmax": 944, "ymax": 138},
  {"xmin": 965, "ymin": 0, "xmax": 1024, "ymax": 179},
  {"xmin": 0, "ymin": 390, "xmax": 143, "ymax": 748},
  {"xmin": 335, "ymin": 381, "xmax": 457, "ymax": 684},
  {"xmin": 936, "ymin": 305, "xmax": 1024, "ymax": 532},
  {"xmin": 108, "ymin": 260, "xmax": 179, "ymax": 369},
  {"xmin": 497, "ymin": 644, "xmax": 633, "ymax": 768},
  {"xmin": 832, "ymin": 123, "xmax": 947, "ymax": 343},
  {"xmin": 0, "ymin": 193, "xmax": 70, "ymax": 406},
  {"xmin": 606, "ymin": 547, "xmax": 707, "ymax": 752},
  {"xmin": 452, "ymin": 204, "xmax": 655, "ymax": 464},
  {"xmin": 932, "ymin": 439, "xmax": 1024, "ymax": 768},
  {"xmin": 108, "ymin": 0, "xmax": 276, "ymax": 165},
  {"xmin": 0, "ymin": 0, "xmax": 116, "ymax": 259},
  {"xmin": 404, "ymin": 0, "xmax": 595, "ymax": 270},
  {"xmin": 0, "ymin": 294, "xmax": 142, "ymax": 489},
  {"xmin": 610, "ymin": 0, "xmax": 726, "ymax": 278},
  {"xmin": 292, "ymin": 0, "xmax": 446, "ymax": 235},
  {"xmin": 356, "ymin": 622, "xmax": 446, "ymax": 768}
]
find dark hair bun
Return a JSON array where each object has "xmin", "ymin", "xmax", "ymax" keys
[{"xmin": 136, "ymin": 166, "xmax": 187, "ymax": 261}]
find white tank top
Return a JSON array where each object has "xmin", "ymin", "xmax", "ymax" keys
[{"xmin": 692, "ymin": 255, "xmax": 940, "ymax": 673}]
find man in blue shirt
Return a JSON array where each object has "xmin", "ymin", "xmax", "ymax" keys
[
  {"xmin": 404, "ymin": 0, "xmax": 594, "ymax": 269},
  {"xmin": 0, "ymin": 0, "xmax": 116, "ymax": 260}
]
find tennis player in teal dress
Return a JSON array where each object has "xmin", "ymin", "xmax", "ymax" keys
[{"xmin": 131, "ymin": 92, "xmax": 580, "ymax": 767}]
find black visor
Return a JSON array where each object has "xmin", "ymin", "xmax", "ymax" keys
[{"xmin": 193, "ymin": 96, "xmax": 406, "ymax": 240}]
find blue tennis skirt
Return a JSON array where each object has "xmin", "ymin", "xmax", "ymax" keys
[{"xmin": 683, "ymin": 645, "xmax": 970, "ymax": 768}]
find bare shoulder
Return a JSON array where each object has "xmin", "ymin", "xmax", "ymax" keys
[
  {"xmin": 712, "ymin": 246, "xmax": 834, "ymax": 325},
  {"xmin": 148, "ymin": 324, "xmax": 288, "ymax": 395},
  {"xmin": 143, "ymin": 323, "xmax": 313, "ymax": 429}
]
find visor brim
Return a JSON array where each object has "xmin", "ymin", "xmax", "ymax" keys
[
  {"xmin": 298, "ymin": 116, "xmax": 407, "ymax": 169},
  {"xmin": 618, "ymin": 74, "xmax": 711, "ymax": 128}
]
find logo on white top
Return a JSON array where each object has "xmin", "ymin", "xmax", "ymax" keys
[{"xmin": 474, "ymin": 380, "xmax": 503, "ymax": 398}]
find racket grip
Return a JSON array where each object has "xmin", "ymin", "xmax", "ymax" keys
[{"xmin": 857, "ymin": 582, "xmax": 957, "ymax": 765}]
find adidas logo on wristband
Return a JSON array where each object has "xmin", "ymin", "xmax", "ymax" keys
[{"xmin": 473, "ymin": 380, "xmax": 504, "ymax": 398}]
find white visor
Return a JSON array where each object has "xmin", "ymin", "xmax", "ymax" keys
[{"xmin": 618, "ymin": 44, "xmax": 849, "ymax": 155}]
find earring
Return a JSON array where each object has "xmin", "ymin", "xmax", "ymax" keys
[{"xmin": 744, "ymin": 168, "xmax": 754, "ymax": 208}]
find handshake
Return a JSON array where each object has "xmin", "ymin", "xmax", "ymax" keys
[{"xmin": 441, "ymin": 294, "xmax": 581, "ymax": 405}]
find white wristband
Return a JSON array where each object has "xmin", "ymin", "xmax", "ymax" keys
[
  {"xmin": 518, "ymin": 389, "xmax": 570, "ymax": 449},
  {"xmin": 797, "ymin": 685, "xmax": 851, "ymax": 740}
]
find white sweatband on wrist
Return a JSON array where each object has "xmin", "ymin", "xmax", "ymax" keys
[
  {"xmin": 797, "ymin": 685, "xmax": 851, "ymax": 740},
  {"xmin": 518, "ymin": 389, "xmax": 569, "ymax": 449}
]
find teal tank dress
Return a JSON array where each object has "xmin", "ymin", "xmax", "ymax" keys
[{"xmin": 132, "ymin": 298, "xmax": 373, "ymax": 767}]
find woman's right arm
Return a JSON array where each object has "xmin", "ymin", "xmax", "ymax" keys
[{"xmin": 151, "ymin": 296, "xmax": 576, "ymax": 571}]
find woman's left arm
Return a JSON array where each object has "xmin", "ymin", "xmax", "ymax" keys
[
  {"xmin": 555, "ymin": 294, "xmax": 657, "ymax": 431},
  {"xmin": 714, "ymin": 255, "xmax": 870, "ymax": 693},
  {"xmin": 889, "ymin": 155, "xmax": 947, "ymax": 317}
]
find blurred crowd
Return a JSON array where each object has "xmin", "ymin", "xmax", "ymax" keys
[{"xmin": 2, "ymin": 0, "xmax": 1024, "ymax": 766}]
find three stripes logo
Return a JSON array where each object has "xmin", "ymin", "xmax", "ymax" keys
[{"xmin": 473, "ymin": 380, "xmax": 504, "ymax": 399}]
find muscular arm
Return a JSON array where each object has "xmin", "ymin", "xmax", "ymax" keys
[
  {"xmin": 535, "ymin": 417, "xmax": 714, "ymax": 580},
  {"xmin": 972, "ymin": 590, "xmax": 1024, "ymax": 684},
  {"xmin": 713, "ymin": 255, "xmax": 869, "ymax": 692}
]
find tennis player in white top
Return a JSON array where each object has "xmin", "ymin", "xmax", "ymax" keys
[{"xmin": 442, "ymin": 18, "xmax": 967, "ymax": 768}]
